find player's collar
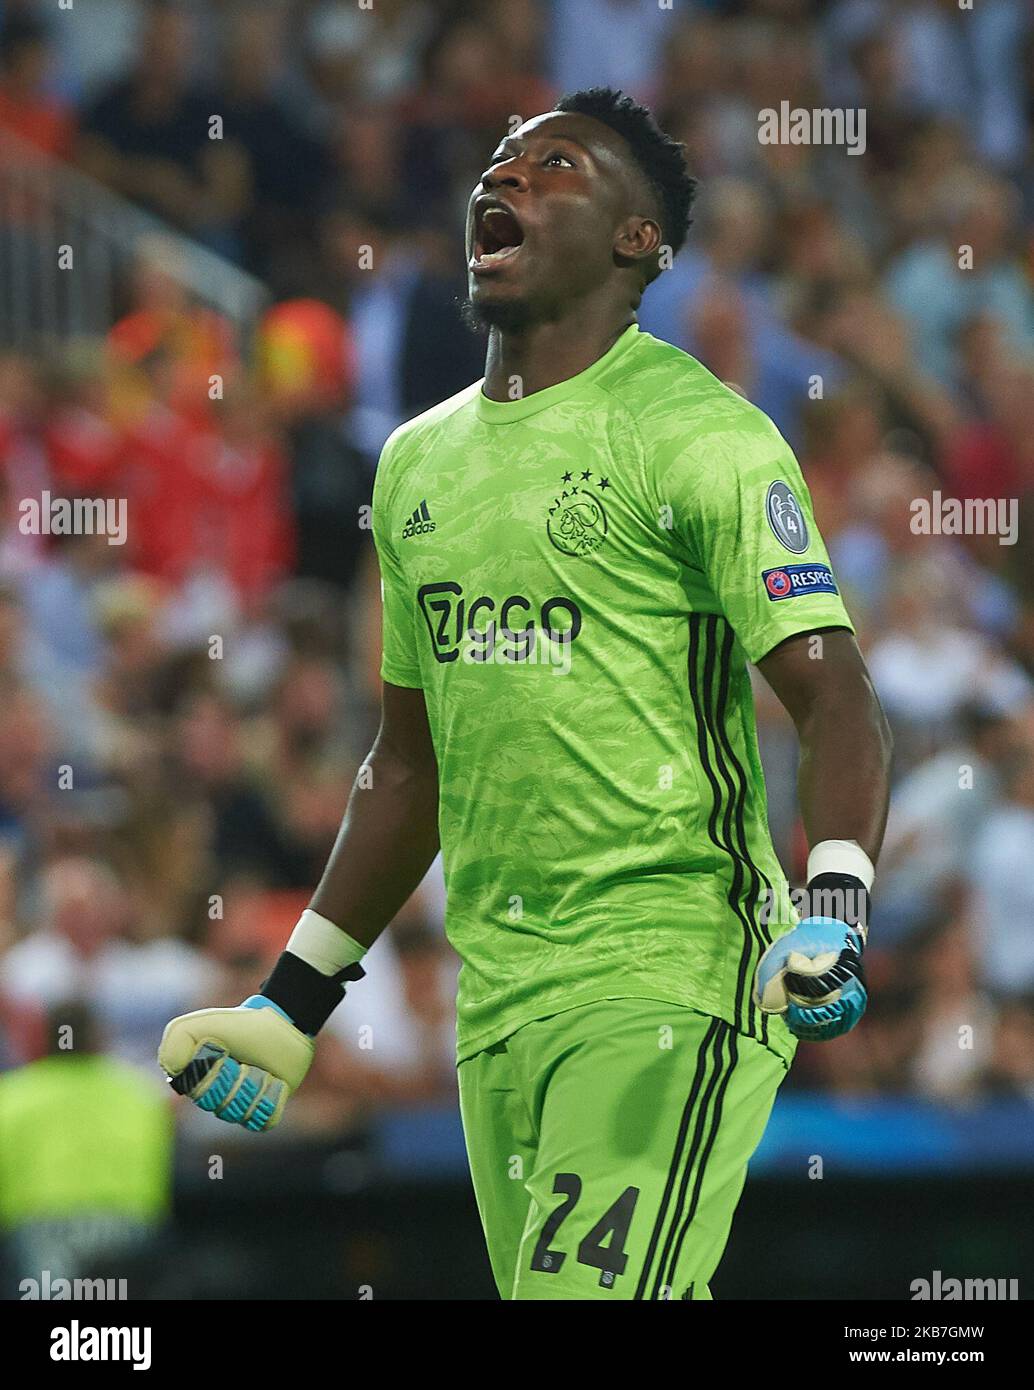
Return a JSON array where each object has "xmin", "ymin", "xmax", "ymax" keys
[{"xmin": 474, "ymin": 323, "xmax": 640, "ymax": 424}]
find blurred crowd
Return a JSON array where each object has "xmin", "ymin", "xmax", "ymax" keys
[{"xmin": 2, "ymin": 0, "xmax": 1034, "ymax": 1161}]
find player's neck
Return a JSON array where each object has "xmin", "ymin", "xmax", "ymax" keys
[{"xmin": 481, "ymin": 310, "xmax": 636, "ymax": 402}]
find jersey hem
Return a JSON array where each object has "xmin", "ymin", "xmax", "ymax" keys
[
  {"xmin": 745, "ymin": 617, "xmax": 855, "ymax": 666},
  {"xmin": 455, "ymin": 987, "xmax": 796, "ymax": 1069}
]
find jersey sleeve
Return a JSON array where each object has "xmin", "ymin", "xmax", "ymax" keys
[
  {"xmin": 652, "ymin": 391, "xmax": 854, "ymax": 664},
  {"xmin": 372, "ymin": 435, "xmax": 424, "ymax": 689}
]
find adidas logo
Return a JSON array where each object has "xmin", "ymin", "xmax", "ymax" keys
[{"xmin": 402, "ymin": 500, "xmax": 436, "ymax": 539}]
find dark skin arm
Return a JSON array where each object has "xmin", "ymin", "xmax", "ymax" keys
[
  {"xmin": 309, "ymin": 682, "xmax": 440, "ymax": 949},
  {"xmin": 757, "ymin": 628, "xmax": 892, "ymax": 864}
]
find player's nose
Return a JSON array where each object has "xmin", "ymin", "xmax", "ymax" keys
[{"xmin": 481, "ymin": 158, "xmax": 530, "ymax": 194}]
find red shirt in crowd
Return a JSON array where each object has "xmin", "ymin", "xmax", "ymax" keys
[{"xmin": 123, "ymin": 404, "xmax": 294, "ymax": 604}]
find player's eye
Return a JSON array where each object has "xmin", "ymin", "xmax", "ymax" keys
[{"xmin": 544, "ymin": 152, "xmax": 575, "ymax": 168}]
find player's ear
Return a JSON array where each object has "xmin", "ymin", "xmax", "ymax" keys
[{"xmin": 613, "ymin": 215, "xmax": 663, "ymax": 267}]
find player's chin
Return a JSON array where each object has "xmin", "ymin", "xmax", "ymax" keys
[{"xmin": 462, "ymin": 282, "xmax": 536, "ymax": 334}]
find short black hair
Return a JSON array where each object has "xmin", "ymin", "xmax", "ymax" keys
[
  {"xmin": 553, "ymin": 87, "xmax": 696, "ymax": 258},
  {"xmin": 0, "ymin": 13, "xmax": 50, "ymax": 68}
]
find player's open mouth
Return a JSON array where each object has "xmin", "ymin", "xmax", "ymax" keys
[{"xmin": 470, "ymin": 200, "xmax": 525, "ymax": 274}]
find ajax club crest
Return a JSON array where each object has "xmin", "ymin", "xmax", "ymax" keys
[{"xmin": 547, "ymin": 470, "xmax": 610, "ymax": 557}]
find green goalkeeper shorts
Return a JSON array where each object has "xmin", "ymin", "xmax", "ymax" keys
[{"xmin": 458, "ymin": 998, "xmax": 788, "ymax": 1300}]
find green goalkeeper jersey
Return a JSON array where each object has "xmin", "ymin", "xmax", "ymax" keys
[{"xmin": 372, "ymin": 324, "xmax": 853, "ymax": 1065}]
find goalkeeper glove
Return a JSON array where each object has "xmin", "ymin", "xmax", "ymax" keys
[
  {"xmin": 159, "ymin": 912, "xmax": 365, "ymax": 1132},
  {"xmin": 754, "ymin": 859, "xmax": 871, "ymax": 1042}
]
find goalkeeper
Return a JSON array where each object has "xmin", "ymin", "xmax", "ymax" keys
[{"xmin": 161, "ymin": 89, "xmax": 892, "ymax": 1300}]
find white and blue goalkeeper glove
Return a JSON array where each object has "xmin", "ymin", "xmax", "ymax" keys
[
  {"xmin": 159, "ymin": 913, "xmax": 365, "ymax": 1131},
  {"xmin": 754, "ymin": 867, "xmax": 869, "ymax": 1042}
]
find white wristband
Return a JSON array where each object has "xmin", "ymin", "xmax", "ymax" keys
[
  {"xmin": 806, "ymin": 839, "xmax": 875, "ymax": 892},
  {"xmin": 287, "ymin": 909, "xmax": 367, "ymax": 978}
]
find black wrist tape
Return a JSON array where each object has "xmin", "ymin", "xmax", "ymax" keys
[
  {"xmin": 260, "ymin": 951, "xmax": 365, "ymax": 1036},
  {"xmin": 803, "ymin": 871, "xmax": 870, "ymax": 932}
]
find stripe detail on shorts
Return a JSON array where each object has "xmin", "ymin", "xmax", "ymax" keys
[
  {"xmin": 661, "ymin": 1026, "xmax": 739, "ymax": 1293},
  {"xmin": 633, "ymin": 1016, "xmax": 733, "ymax": 1300}
]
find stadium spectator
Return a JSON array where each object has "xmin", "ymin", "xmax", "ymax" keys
[
  {"xmin": 76, "ymin": 2, "xmax": 249, "ymax": 256},
  {"xmin": 0, "ymin": 11, "xmax": 74, "ymax": 160},
  {"xmin": 0, "ymin": 999, "xmax": 172, "ymax": 1293},
  {"xmin": 0, "ymin": 857, "xmax": 214, "ymax": 1069},
  {"xmin": 969, "ymin": 745, "xmax": 1034, "ymax": 998},
  {"xmin": 886, "ymin": 169, "xmax": 1034, "ymax": 386},
  {"xmin": 216, "ymin": 6, "xmax": 330, "ymax": 281},
  {"xmin": 877, "ymin": 702, "xmax": 1022, "ymax": 946}
]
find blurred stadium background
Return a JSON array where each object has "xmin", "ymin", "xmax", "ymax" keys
[{"xmin": 1, "ymin": 0, "xmax": 1034, "ymax": 1300}]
